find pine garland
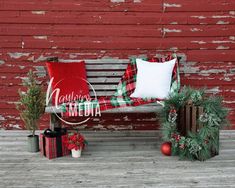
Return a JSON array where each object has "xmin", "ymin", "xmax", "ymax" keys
[{"xmin": 160, "ymin": 87, "xmax": 229, "ymax": 161}]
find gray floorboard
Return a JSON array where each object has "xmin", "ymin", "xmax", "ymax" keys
[{"xmin": 0, "ymin": 130, "xmax": 234, "ymax": 188}]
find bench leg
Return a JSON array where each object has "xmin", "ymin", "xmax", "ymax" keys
[{"xmin": 50, "ymin": 113, "xmax": 61, "ymax": 131}]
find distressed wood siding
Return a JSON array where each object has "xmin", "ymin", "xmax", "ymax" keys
[{"xmin": 0, "ymin": 0, "xmax": 235, "ymax": 130}]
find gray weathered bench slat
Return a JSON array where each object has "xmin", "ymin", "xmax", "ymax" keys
[
  {"xmin": 87, "ymin": 77, "xmax": 121, "ymax": 83},
  {"xmin": 87, "ymin": 71, "xmax": 125, "ymax": 77},
  {"xmin": 89, "ymin": 91, "xmax": 115, "ymax": 96},
  {"xmin": 45, "ymin": 103, "xmax": 162, "ymax": 114},
  {"xmin": 87, "ymin": 85, "xmax": 118, "ymax": 90},
  {"xmin": 60, "ymin": 59, "xmax": 130, "ymax": 64},
  {"xmin": 86, "ymin": 64, "xmax": 127, "ymax": 70}
]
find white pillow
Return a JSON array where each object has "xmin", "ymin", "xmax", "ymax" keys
[{"xmin": 130, "ymin": 58, "xmax": 176, "ymax": 99}]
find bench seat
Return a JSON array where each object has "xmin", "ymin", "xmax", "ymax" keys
[{"xmin": 45, "ymin": 103, "xmax": 163, "ymax": 114}]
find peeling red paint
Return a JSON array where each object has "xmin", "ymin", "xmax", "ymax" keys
[{"xmin": 0, "ymin": 0, "xmax": 235, "ymax": 130}]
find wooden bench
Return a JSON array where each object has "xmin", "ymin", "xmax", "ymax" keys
[{"xmin": 45, "ymin": 57, "xmax": 180, "ymax": 130}]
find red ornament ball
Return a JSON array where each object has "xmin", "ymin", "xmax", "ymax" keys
[{"xmin": 161, "ymin": 142, "xmax": 172, "ymax": 156}]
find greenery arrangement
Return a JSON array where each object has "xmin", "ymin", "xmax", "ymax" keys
[
  {"xmin": 16, "ymin": 70, "xmax": 45, "ymax": 136},
  {"xmin": 161, "ymin": 86, "xmax": 229, "ymax": 160}
]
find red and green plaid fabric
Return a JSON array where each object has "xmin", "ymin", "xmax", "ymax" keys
[
  {"xmin": 40, "ymin": 133, "xmax": 70, "ymax": 159},
  {"xmin": 62, "ymin": 54, "xmax": 180, "ymax": 117}
]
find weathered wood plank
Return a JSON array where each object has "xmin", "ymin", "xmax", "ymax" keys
[
  {"xmin": 45, "ymin": 103, "xmax": 162, "ymax": 113},
  {"xmin": 86, "ymin": 64, "xmax": 127, "ymax": 70},
  {"xmin": 87, "ymin": 71, "xmax": 125, "ymax": 77},
  {"xmin": 61, "ymin": 59, "xmax": 130, "ymax": 64},
  {"xmin": 0, "ymin": 12, "xmax": 234, "ymax": 25},
  {"xmin": 87, "ymin": 77, "xmax": 121, "ymax": 83}
]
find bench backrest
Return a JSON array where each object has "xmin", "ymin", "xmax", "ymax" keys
[
  {"xmin": 46, "ymin": 56, "xmax": 182, "ymax": 98},
  {"xmin": 44, "ymin": 57, "xmax": 181, "ymax": 113},
  {"xmin": 56, "ymin": 59, "xmax": 128, "ymax": 97}
]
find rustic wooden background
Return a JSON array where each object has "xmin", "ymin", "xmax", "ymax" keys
[{"xmin": 0, "ymin": 0, "xmax": 234, "ymax": 130}]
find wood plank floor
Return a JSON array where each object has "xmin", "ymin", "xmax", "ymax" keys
[{"xmin": 0, "ymin": 130, "xmax": 235, "ymax": 188}]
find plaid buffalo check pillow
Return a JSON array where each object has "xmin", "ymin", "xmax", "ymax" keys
[{"xmin": 62, "ymin": 54, "xmax": 180, "ymax": 117}]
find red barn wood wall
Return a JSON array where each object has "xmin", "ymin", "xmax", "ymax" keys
[{"xmin": 0, "ymin": 0, "xmax": 235, "ymax": 130}]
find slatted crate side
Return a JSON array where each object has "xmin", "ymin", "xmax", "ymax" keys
[
  {"xmin": 177, "ymin": 104, "xmax": 204, "ymax": 136},
  {"xmin": 177, "ymin": 104, "xmax": 219, "ymax": 158}
]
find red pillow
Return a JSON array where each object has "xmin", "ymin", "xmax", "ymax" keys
[{"xmin": 46, "ymin": 61, "xmax": 90, "ymax": 105}]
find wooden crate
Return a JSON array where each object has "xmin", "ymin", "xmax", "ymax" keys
[
  {"xmin": 177, "ymin": 104, "xmax": 204, "ymax": 136},
  {"xmin": 177, "ymin": 104, "xmax": 219, "ymax": 158}
]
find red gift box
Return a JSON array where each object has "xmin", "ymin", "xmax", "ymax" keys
[{"xmin": 40, "ymin": 128, "xmax": 70, "ymax": 159}]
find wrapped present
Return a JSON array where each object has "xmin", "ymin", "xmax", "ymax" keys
[{"xmin": 40, "ymin": 128, "xmax": 70, "ymax": 159}]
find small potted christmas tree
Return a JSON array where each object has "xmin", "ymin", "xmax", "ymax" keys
[{"xmin": 16, "ymin": 70, "xmax": 45, "ymax": 152}]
